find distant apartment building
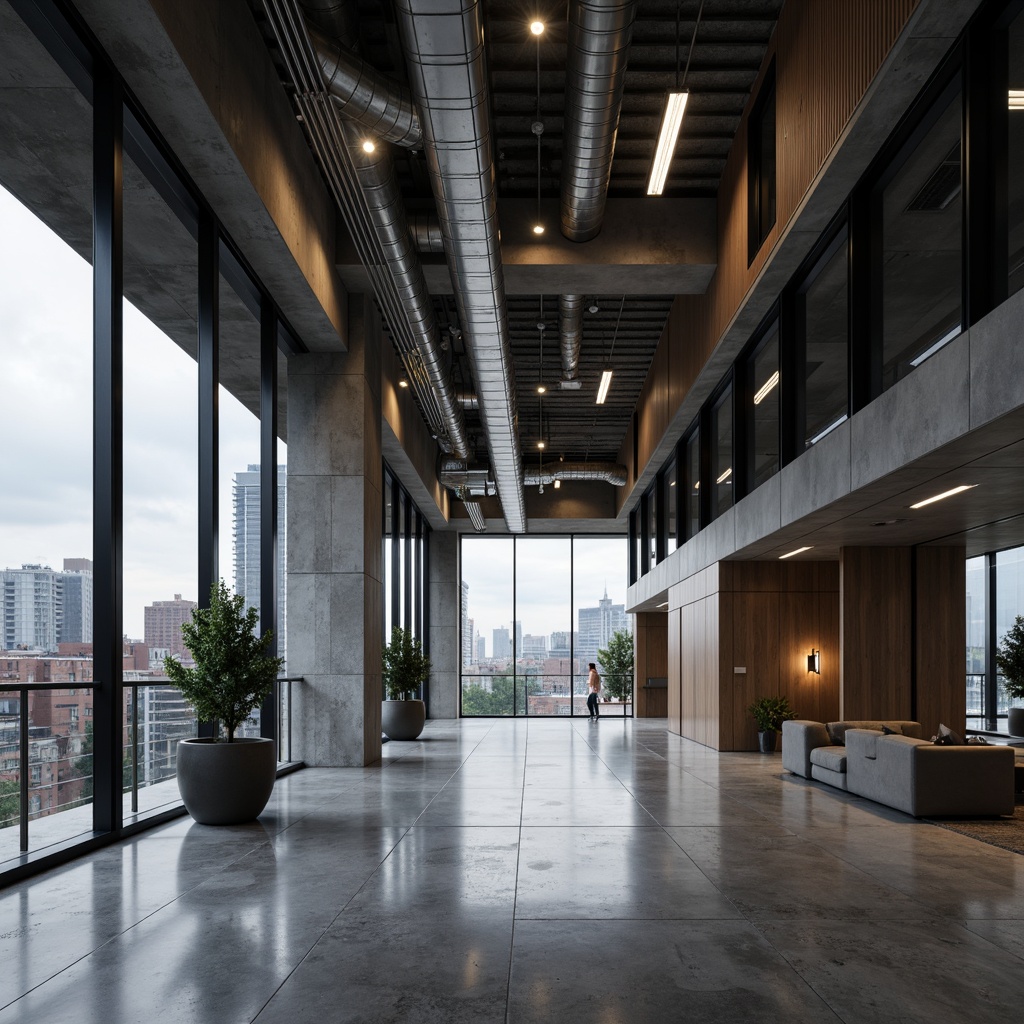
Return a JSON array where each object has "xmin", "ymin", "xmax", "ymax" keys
[
  {"xmin": 548, "ymin": 631, "xmax": 577, "ymax": 658},
  {"xmin": 476, "ymin": 636, "xmax": 486, "ymax": 662},
  {"xmin": 521, "ymin": 634, "xmax": 547, "ymax": 659},
  {"xmin": 0, "ymin": 561, "xmax": 94, "ymax": 652},
  {"xmin": 233, "ymin": 464, "xmax": 287, "ymax": 658},
  {"xmin": 60, "ymin": 559, "xmax": 93, "ymax": 643},
  {"xmin": 493, "ymin": 627, "xmax": 511, "ymax": 661},
  {"xmin": 144, "ymin": 594, "xmax": 197, "ymax": 662},
  {"xmin": 577, "ymin": 587, "xmax": 628, "ymax": 668},
  {"xmin": 460, "ymin": 581, "xmax": 471, "ymax": 667}
]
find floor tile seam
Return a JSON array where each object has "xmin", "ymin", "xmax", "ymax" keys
[
  {"xmin": 659, "ymin": 821, "xmax": 753, "ymax": 922},
  {"xmin": 503, "ymin": 727, "xmax": 531, "ymax": 1024},
  {"xmin": 961, "ymin": 919, "xmax": 1024, "ymax": 964},
  {"xmin": 250, "ymin": 824, "xmax": 416, "ymax": 1024}
]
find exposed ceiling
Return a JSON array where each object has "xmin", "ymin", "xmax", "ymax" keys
[{"xmin": 258, "ymin": 0, "xmax": 784, "ymax": 472}]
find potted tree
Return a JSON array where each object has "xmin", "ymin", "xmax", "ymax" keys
[
  {"xmin": 164, "ymin": 581, "xmax": 282, "ymax": 825},
  {"xmin": 598, "ymin": 629, "xmax": 634, "ymax": 705},
  {"xmin": 382, "ymin": 625, "xmax": 430, "ymax": 740},
  {"xmin": 997, "ymin": 615, "xmax": 1024, "ymax": 737},
  {"xmin": 747, "ymin": 695, "xmax": 797, "ymax": 753}
]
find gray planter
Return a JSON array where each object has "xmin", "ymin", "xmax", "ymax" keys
[
  {"xmin": 757, "ymin": 730, "xmax": 778, "ymax": 753},
  {"xmin": 177, "ymin": 737, "xmax": 276, "ymax": 825},
  {"xmin": 382, "ymin": 699, "xmax": 426, "ymax": 740},
  {"xmin": 1008, "ymin": 708, "xmax": 1024, "ymax": 737}
]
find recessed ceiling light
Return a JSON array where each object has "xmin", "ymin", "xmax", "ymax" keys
[
  {"xmin": 537, "ymin": 440, "xmax": 546, "ymax": 450},
  {"xmin": 588, "ymin": 303, "xmax": 599, "ymax": 314},
  {"xmin": 537, "ymin": 384, "xmax": 547, "ymax": 394},
  {"xmin": 532, "ymin": 224, "xmax": 544, "ymax": 235},
  {"xmin": 909, "ymin": 484, "xmax": 977, "ymax": 509},
  {"xmin": 398, "ymin": 378, "xmax": 409, "ymax": 389},
  {"xmin": 530, "ymin": 20, "xmax": 544, "ymax": 35},
  {"xmin": 779, "ymin": 546, "xmax": 813, "ymax": 559},
  {"xmin": 361, "ymin": 139, "xmax": 375, "ymax": 153}
]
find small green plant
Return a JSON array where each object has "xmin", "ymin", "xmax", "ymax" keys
[
  {"xmin": 598, "ymin": 629, "xmax": 635, "ymax": 702},
  {"xmin": 997, "ymin": 615, "xmax": 1024, "ymax": 702},
  {"xmin": 747, "ymin": 695, "xmax": 797, "ymax": 732},
  {"xmin": 382, "ymin": 626, "xmax": 430, "ymax": 701},
  {"xmin": 163, "ymin": 581, "xmax": 282, "ymax": 742}
]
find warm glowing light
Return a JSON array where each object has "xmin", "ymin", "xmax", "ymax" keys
[
  {"xmin": 779, "ymin": 546, "xmax": 813, "ymax": 559},
  {"xmin": 537, "ymin": 440, "xmax": 546, "ymax": 450},
  {"xmin": 753, "ymin": 370, "xmax": 780, "ymax": 405},
  {"xmin": 647, "ymin": 92, "xmax": 689, "ymax": 195},
  {"xmin": 532, "ymin": 223, "xmax": 545, "ymax": 235},
  {"xmin": 553, "ymin": 479, "xmax": 561, "ymax": 489},
  {"xmin": 361, "ymin": 139, "xmax": 376, "ymax": 153},
  {"xmin": 596, "ymin": 369, "xmax": 613, "ymax": 405},
  {"xmin": 537, "ymin": 384, "xmax": 547, "ymax": 394},
  {"xmin": 716, "ymin": 467, "xmax": 732, "ymax": 484},
  {"xmin": 1010, "ymin": 89, "xmax": 1024, "ymax": 110},
  {"xmin": 530, "ymin": 20, "xmax": 545, "ymax": 35},
  {"xmin": 909, "ymin": 484, "xmax": 977, "ymax": 509},
  {"xmin": 398, "ymin": 378, "xmax": 409, "ymax": 389}
]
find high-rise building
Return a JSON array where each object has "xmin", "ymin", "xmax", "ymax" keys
[
  {"xmin": 514, "ymin": 620, "xmax": 522, "ymax": 658},
  {"xmin": 493, "ymin": 627, "xmax": 511, "ymax": 661},
  {"xmin": 476, "ymin": 636, "xmax": 487, "ymax": 662},
  {"xmin": 521, "ymin": 634, "xmax": 547, "ymax": 659},
  {"xmin": 577, "ymin": 587, "xmax": 628, "ymax": 668},
  {"xmin": 144, "ymin": 594, "xmax": 197, "ymax": 662},
  {"xmin": 460, "ymin": 580, "xmax": 471, "ymax": 667},
  {"xmin": 1, "ymin": 564, "xmax": 63, "ymax": 651},
  {"xmin": 60, "ymin": 560, "xmax": 93, "ymax": 644},
  {"xmin": 232, "ymin": 464, "xmax": 287, "ymax": 657}
]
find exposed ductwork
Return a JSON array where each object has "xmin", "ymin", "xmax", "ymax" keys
[
  {"xmin": 463, "ymin": 502, "xmax": 487, "ymax": 532},
  {"xmin": 524, "ymin": 461, "xmax": 628, "ymax": 487},
  {"xmin": 263, "ymin": 0, "xmax": 468, "ymax": 457},
  {"xmin": 308, "ymin": 26, "xmax": 422, "ymax": 148},
  {"xmin": 409, "ymin": 213, "xmax": 445, "ymax": 253},
  {"xmin": 396, "ymin": 0, "xmax": 527, "ymax": 534},
  {"xmin": 439, "ymin": 458, "xmax": 495, "ymax": 499},
  {"xmin": 342, "ymin": 122, "xmax": 469, "ymax": 459},
  {"xmin": 558, "ymin": 294, "xmax": 584, "ymax": 382},
  {"xmin": 456, "ymin": 390, "xmax": 479, "ymax": 411},
  {"xmin": 560, "ymin": 0, "xmax": 639, "ymax": 242}
]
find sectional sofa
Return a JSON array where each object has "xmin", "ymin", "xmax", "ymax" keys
[{"xmin": 781, "ymin": 719, "xmax": 1015, "ymax": 817}]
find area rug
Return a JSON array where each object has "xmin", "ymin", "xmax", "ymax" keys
[{"xmin": 929, "ymin": 804, "xmax": 1024, "ymax": 856}]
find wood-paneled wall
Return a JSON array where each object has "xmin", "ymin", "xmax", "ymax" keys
[
  {"xmin": 621, "ymin": 0, "xmax": 919, "ymax": 492},
  {"xmin": 839, "ymin": 548, "xmax": 912, "ymax": 721},
  {"xmin": 635, "ymin": 612, "xmax": 669, "ymax": 717},
  {"xmin": 914, "ymin": 547, "xmax": 966, "ymax": 736},
  {"xmin": 668, "ymin": 561, "xmax": 840, "ymax": 750}
]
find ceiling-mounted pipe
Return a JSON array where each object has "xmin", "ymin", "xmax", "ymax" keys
[
  {"xmin": 264, "ymin": 1, "xmax": 465, "ymax": 456},
  {"xmin": 456, "ymin": 390, "xmax": 479, "ymax": 411},
  {"xmin": 396, "ymin": 0, "xmax": 527, "ymax": 534},
  {"xmin": 558, "ymin": 294, "xmax": 584, "ymax": 381},
  {"xmin": 464, "ymin": 502, "xmax": 486, "ymax": 532},
  {"xmin": 560, "ymin": 0, "xmax": 639, "ymax": 242},
  {"xmin": 342, "ymin": 122, "xmax": 469, "ymax": 459},
  {"xmin": 308, "ymin": 26, "xmax": 422, "ymax": 148},
  {"xmin": 409, "ymin": 214, "xmax": 445, "ymax": 253},
  {"xmin": 524, "ymin": 461, "xmax": 628, "ymax": 487}
]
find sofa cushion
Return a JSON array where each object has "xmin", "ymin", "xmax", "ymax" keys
[
  {"xmin": 809, "ymin": 746, "xmax": 847, "ymax": 773},
  {"xmin": 826, "ymin": 721, "xmax": 917, "ymax": 746}
]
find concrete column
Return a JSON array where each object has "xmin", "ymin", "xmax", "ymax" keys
[
  {"xmin": 428, "ymin": 531, "xmax": 459, "ymax": 718},
  {"xmin": 287, "ymin": 296, "xmax": 383, "ymax": 765}
]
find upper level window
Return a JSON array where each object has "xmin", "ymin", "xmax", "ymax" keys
[
  {"xmin": 684, "ymin": 428, "xmax": 701, "ymax": 541},
  {"xmin": 748, "ymin": 63, "xmax": 777, "ymax": 262},
  {"xmin": 1006, "ymin": 10, "xmax": 1024, "ymax": 297},
  {"xmin": 798, "ymin": 229, "xmax": 849, "ymax": 449},
  {"xmin": 665, "ymin": 457, "xmax": 677, "ymax": 553},
  {"xmin": 711, "ymin": 384, "xmax": 734, "ymax": 520},
  {"xmin": 746, "ymin": 321, "xmax": 780, "ymax": 486},
  {"xmin": 877, "ymin": 78, "xmax": 962, "ymax": 389},
  {"xmin": 646, "ymin": 482, "xmax": 658, "ymax": 568}
]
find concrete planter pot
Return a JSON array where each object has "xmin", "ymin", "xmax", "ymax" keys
[
  {"xmin": 382, "ymin": 699, "xmax": 426, "ymax": 740},
  {"xmin": 1008, "ymin": 708, "xmax": 1024, "ymax": 737},
  {"xmin": 177, "ymin": 737, "xmax": 276, "ymax": 825},
  {"xmin": 757, "ymin": 729, "xmax": 778, "ymax": 753}
]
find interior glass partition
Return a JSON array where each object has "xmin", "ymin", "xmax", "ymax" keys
[{"xmin": 460, "ymin": 536, "xmax": 630, "ymax": 717}]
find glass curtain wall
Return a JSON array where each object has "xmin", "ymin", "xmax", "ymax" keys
[
  {"xmin": 383, "ymin": 466, "xmax": 430, "ymax": 653},
  {"xmin": 0, "ymin": 0, "xmax": 295, "ymax": 876},
  {"xmin": 460, "ymin": 536, "xmax": 630, "ymax": 717},
  {"xmin": 1008, "ymin": 10, "xmax": 1024, "ymax": 297},
  {"xmin": 684, "ymin": 429, "xmax": 700, "ymax": 540},
  {"xmin": 0, "ymin": 5, "xmax": 93, "ymax": 856},
  {"xmin": 747, "ymin": 323, "xmax": 780, "ymax": 485},
  {"xmin": 711, "ymin": 386, "xmax": 734, "ymax": 519}
]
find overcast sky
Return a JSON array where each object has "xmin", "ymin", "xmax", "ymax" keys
[
  {"xmin": 1, "ymin": 184, "xmax": 273, "ymax": 638},
  {"xmin": 461, "ymin": 536, "xmax": 627, "ymax": 654}
]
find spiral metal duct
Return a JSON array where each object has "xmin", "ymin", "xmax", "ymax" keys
[
  {"xmin": 524, "ymin": 462, "xmax": 628, "ymax": 487},
  {"xmin": 263, "ymin": 0, "xmax": 467, "ymax": 457},
  {"xmin": 558, "ymin": 294, "xmax": 584, "ymax": 382},
  {"xmin": 308, "ymin": 26, "xmax": 422, "ymax": 148},
  {"xmin": 395, "ymin": 0, "xmax": 527, "ymax": 534},
  {"xmin": 560, "ymin": 0, "xmax": 638, "ymax": 242},
  {"xmin": 409, "ymin": 214, "xmax": 445, "ymax": 253}
]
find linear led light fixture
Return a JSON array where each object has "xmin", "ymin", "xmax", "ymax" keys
[
  {"xmin": 753, "ymin": 370, "xmax": 779, "ymax": 405},
  {"xmin": 716, "ymin": 467, "xmax": 732, "ymax": 484},
  {"xmin": 909, "ymin": 484, "xmax": 977, "ymax": 509},
  {"xmin": 647, "ymin": 92, "xmax": 688, "ymax": 195},
  {"xmin": 779, "ymin": 546, "xmax": 813, "ymax": 559},
  {"xmin": 807, "ymin": 414, "xmax": 848, "ymax": 447},
  {"xmin": 909, "ymin": 325, "xmax": 961, "ymax": 368},
  {"xmin": 1010, "ymin": 89, "xmax": 1024, "ymax": 109},
  {"xmin": 596, "ymin": 369, "xmax": 613, "ymax": 404}
]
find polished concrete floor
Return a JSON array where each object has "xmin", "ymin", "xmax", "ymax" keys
[{"xmin": 3, "ymin": 718, "xmax": 1024, "ymax": 1023}]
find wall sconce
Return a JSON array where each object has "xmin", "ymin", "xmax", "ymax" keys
[{"xmin": 807, "ymin": 649, "xmax": 820, "ymax": 674}]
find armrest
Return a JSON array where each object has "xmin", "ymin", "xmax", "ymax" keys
[
  {"xmin": 908, "ymin": 745, "xmax": 1015, "ymax": 816},
  {"xmin": 781, "ymin": 720, "xmax": 829, "ymax": 778}
]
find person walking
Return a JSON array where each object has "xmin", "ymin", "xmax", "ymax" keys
[{"xmin": 586, "ymin": 663, "xmax": 601, "ymax": 719}]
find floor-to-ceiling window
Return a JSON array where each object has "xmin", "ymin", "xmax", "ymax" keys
[{"xmin": 460, "ymin": 536, "xmax": 631, "ymax": 717}]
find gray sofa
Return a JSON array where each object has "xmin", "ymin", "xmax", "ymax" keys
[{"xmin": 782, "ymin": 719, "xmax": 1015, "ymax": 817}]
